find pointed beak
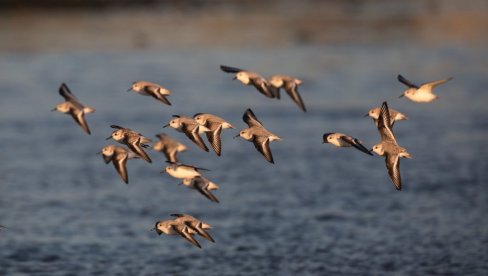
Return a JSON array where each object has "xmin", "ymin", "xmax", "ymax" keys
[
  {"xmin": 163, "ymin": 124, "xmax": 169, "ymax": 128},
  {"xmin": 127, "ymin": 88, "xmax": 132, "ymax": 92},
  {"xmin": 370, "ymin": 148, "xmax": 374, "ymax": 152},
  {"xmin": 232, "ymin": 76, "xmax": 237, "ymax": 80},
  {"xmin": 96, "ymin": 151, "xmax": 101, "ymax": 155},
  {"xmin": 51, "ymin": 108, "xmax": 57, "ymax": 112},
  {"xmin": 399, "ymin": 94, "xmax": 404, "ymax": 98},
  {"xmin": 363, "ymin": 113, "xmax": 369, "ymax": 117},
  {"xmin": 105, "ymin": 136, "xmax": 112, "ymax": 140},
  {"xmin": 233, "ymin": 134, "xmax": 240, "ymax": 139}
]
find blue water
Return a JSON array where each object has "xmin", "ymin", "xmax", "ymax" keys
[{"xmin": 0, "ymin": 45, "xmax": 487, "ymax": 275}]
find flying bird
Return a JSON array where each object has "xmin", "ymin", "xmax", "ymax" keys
[
  {"xmin": 128, "ymin": 81, "xmax": 172, "ymax": 105},
  {"xmin": 193, "ymin": 113, "xmax": 234, "ymax": 156},
  {"xmin": 235, "ymin": 108, "xmax": 281, "ymax": 164},
  {"xmin": 322, "ymin": 132, "xmax": 373, "ymax": 156},
  {"xmin": 164, "ymin": 115, "xmax": 211, "ymax": 152},
  {"xmin": 152, "ymin": 219, "xmax": 202, "ymax": 248},
  {"xmin": 99, "ymin": 145, "xmax": 139, "ymax": 184},
  {"xmin": 398, "ymin": 74, "xmax": 453, "ymax": 103},
  {"xmin": 181, "ymin": 176, "xmax": 220, "ymax": 203},
  {"xmin": 163, "ymin": 162, "xmax": 209, "ymax": 180},
  {"xmin": 268, "ymin": 75, "xmax": 307, "ymax": 112},
  {"xmin": 106, "ymin": 125, "xmax": 152, "ymax": 163},
  {"xmin": 52, "ymin": 83, "xmax": 95, "ymax": 135},
  {"xmin": 371, "ymin": 101, "xmax": 412, "ymax": 190},
  {"xmin": 152, "ymin": 133, "xmax": 187, "ymax": 163},
  {"xmin": 220, "ymin": 65, "xmax": 275, "ymax": 98},
  {"xmin": 365, "ymin": 106, "xmax": 408, "ymax": 128}
]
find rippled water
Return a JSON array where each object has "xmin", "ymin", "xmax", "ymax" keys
[{"xmin": 0, "ymin": 45, "xmax": 487, "ymax": 275}]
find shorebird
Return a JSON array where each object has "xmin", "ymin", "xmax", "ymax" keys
[
  {"xmin": 128, "ymin": 81, "xmax": 172, "ymax": 105},
  {"xmin": 398, "ymin": 74, "xmax": 453, "ymax": 103},
  {"xmin": 220, "ymin": 65, "xmax": 275, "ymax": 98},
  {"xmin": 106, "ymin": 125, "xmax": 152, "ymax": 163},
  {"xmin": 163, "ymin": 162, "xmax": 209, "ymax": 180},
  {"xmin": 193, "ymin": 113, "xmax": 234, "ymax": 156},
  {"xmin": 171, "ymin": 214, "xmax": 215, "ymax": 242},
  {"xmin": 152, "ymin": 219, "xmax": 202, "ymax": 248},
  {"xmin": 268, "ymin": 75, "xmax": 306, "ymax": 112},
  {"xmin": 164, "ymin": 115, "xmax": 211, "ymax": 152},
  {"xmin": 235, "ymin": 108, "xmax": 281, "ymax": 164},
  {"xmin": 371, "ymin": 101, "xmax": 412, "ymax": 190},
  {"xmin": 52, "ymin": 83, "xmax": 95, "ymax": 135},
  {"xmin": 181, "ymin": 176, "xmax": 220, "ymax": 203},
  {"xmin": 152, "ymin": 133, "xmax": 187, "ymax": 163},
  {"xmin": 365, "ymin": 107, "xmax": 408, "ymax": 128},
  {"xmin": 322, "ymin": 133, "xmax": 373, "ymax": 156},
  {"xmin": 98, "ymin": 145, "xmax": 139, "ymax": 184}
]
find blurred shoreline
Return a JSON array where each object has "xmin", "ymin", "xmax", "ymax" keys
[{"xmin": 1, "ymin": 0, "xmax": 488, "ymax": 53}]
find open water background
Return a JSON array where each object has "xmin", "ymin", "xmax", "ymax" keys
[{"xmin": 0, "ymin": 1, "xmax": 488, "ymax": 275}]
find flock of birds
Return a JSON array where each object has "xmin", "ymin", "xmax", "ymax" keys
[{"xmin": 44, "ymin": 64, "xmax": 453, "ymax": 248}]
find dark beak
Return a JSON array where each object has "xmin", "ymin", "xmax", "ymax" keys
[
  {"xmin": 233, "ymin": 134, "xmax": 240, "ymax": 139},
  {"xmin": 232, "ymin": 76, "xmax": 237, "ymax": 80},
  {"xmin": 370, "ymin": 148, "xmax": 374, "ymax": 152},
  {"xmin": 51, "ymin": 108, "xmax": 57, "ymax": 112},
  {"xmin": 105, "ymin": 136, "xmax": 112, "ymax": 140},
  {"xmin": 399, "ymin": 94, "xmax": 404, "ymax": 98},
  {"xmin": 96, "ymin": 151, "xmax": 101, "ymax": 155},
  {"xmin": 163, "ymin": 124, "xmax": 169, "ymax": 128},
  {"xmin": 127, "ymin": 88, "xmax": 132, "ymax": 92},
  {"xmin": 363, "ymin": 113, "xmax": 369, "ymax": 117}
]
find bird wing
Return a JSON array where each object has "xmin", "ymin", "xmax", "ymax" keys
[
  {"xmin": 385, "ymin": 153, "xmax": 402, "ymax": 190},
  {"xmin": 59, "ymin": 83, "xmax": 79, "ymax": 102},
  {"xmin": 71, "ymin": 110, "xmax": 91, "ymax": 135},
  {"xmin": 144, "ymin": 86, "xmax": 172, "ymax": 105},
  {"xmin": 182, "ymin": 123, "xmax": 209, "ymax": 152},
  {"xmin": 253, "ymin": 136, "xmax": 274, "ymax": 163},
  {"xmin": 206, "ymin": 123, "xmax": 223, "ymax": 156},
  {"xmin": 421, "ymin": 77, "xmax": 453, "ymax": 89},
  {"xmin": 339, "ymin": 136, "xmax": 373, "ymax": 156},
  {"xmin": 284, "ymin": 80, "xmax": 306, "ymax": 112},
  {"xmin": 127, "ymin": 138, "xmax": 152, "ymax": 163},
  {"xmin": 164, "ymin": 149, "xmax": 179, "ymax": 163},
  {"xmin": 195, "ymin": 183, "xmax": 220, "ymax": 203},
  {"xmin": 112, "ymin": 153, "xmax": 129, "ymax": 184},
  {"xmin": 171, "ymin": 225, "xmax": 202, "ymax": 248},
  {"xmin": 377, "ymin": 102, "xmax": 397, "ymax": 143},
  {"xmin": 249, "ymin": 77, "xmax": 275, "ymax": 98},
  {"xmin": 397, "ymin": 74, "xmax": 419, "ymax": 89},
  {"xmin": 220, "ymin": 65, "xmax": 244, "ymax": 73},
  {"xmin": 243, "ymin": 108, "xmax": 264, "ymax": 128}
]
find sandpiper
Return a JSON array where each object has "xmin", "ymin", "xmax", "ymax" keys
[
  {"xmin": 398, "ymin": 74, "xmax": 453, "ymax": 103},
  {"xmin": 322, "ymin": 133, "xmax": 373, "ymax": 156},
  {"xmin": 371, "ymin": 101, "xmax": 412, "ymax": 190},
  {"xmin": 268, "ymin": 75, "xmax": 306, "ymax": 112},
  {"xmin": 152, "ymin": 219, "xmax": 201, "ymax": 248},
  {"xmin": 52, "ymin": 83, "xmax": 95, "ymax": 135},
  {"xmin": 128, "ymin": 81, "xmax": 172, "ymax": 105},
  {"xmin": 106, "ymin": 125, "xmax": 152, "ymax": 163},
  {"xmin": 235, "ymin": 108, "xmax": 281, "ymax": 164},
  {"xmin": 181, "ymin": 176, "xmax": 220, "ymax": 203},
  {"xmin": 220, "ymin": 65, "xmax": 275, "ymax": 98},
  {"xmin": 365, "ymin": 106, "xmax": 408, "ymax": 128},
  {"xmin": 98, "ymin": 145, "xmax": 139, "ymax": 184},
  {"xmin": 163, "ymin": 115, "xmax": 211, "ymax": 152},
  {"xmin": 164, "ymin": 162, "xmax": 209, "ymax": 180},
  {"xmin": 152, "ymin": 133, "xmax": 187, "ymax": 163},
  {"xmin": 193, "ymin": 113, "xmax": 234, "ymax": 156},
  {"xmin": 171, "ymin": 213, "xmax": 215, "ymax": 242}
]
